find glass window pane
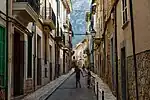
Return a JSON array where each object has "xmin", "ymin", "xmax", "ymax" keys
[
  {"xmin": 122, "ymin": 0, "xmax": 125, "ymax": 10},
  {"xmin": 123, "ymin": 11, "xmax": 125, "ymax": 23},
  {"xmin": 124, "ymin": 0, "xmax": 127, "ymax": 7},
  {"xmin": 125, "ymin": 9, "xmax": 128, "ymax": 22}
]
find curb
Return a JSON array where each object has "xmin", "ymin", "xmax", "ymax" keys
[{"xmin": 41, "ymin": 71, "xmax": 74, "ymax": 100}]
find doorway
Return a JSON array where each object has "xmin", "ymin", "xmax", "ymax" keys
[
  {"xmin": 37, "ymin": 35, "xmax": 41, "ymax": 85},
  {"xmin": 121, "ymin": 47, "xmax": 127, "ymax": 100},
  {"xmin": 49, "ymin": 45, "xmax": 52, "ymax": 81},
  {"xmin": 13, "ymin": 31, "xmax": 24, "ymax": 96}
]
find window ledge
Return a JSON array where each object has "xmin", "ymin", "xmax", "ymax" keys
[{"xmin": 122, "ymin": 20, "xmax": 129, "ymax": 29}]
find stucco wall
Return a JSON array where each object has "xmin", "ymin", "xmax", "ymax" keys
[
  {"xmin": 133, "ymin": 0, "xmax": 150, "ymax": 54},
  {"xmin": 116, "ymin": 0, "xmax": 150, "ymax": 100},
  {"xmin": 0, "ymin": 0, "xmax": 6, "ymax": 13},
  {"xmin": 0, "ymin": 0, "xmax": 6, "ymax": 26}
]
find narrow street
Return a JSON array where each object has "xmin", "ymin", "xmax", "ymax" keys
[
  {"xmin": 46, "ymin": 73, "xmax": 96, "ymax": 100},
  {"xmin": 1, "ymin": 0, "xmax": 150, "ymax": 99}
]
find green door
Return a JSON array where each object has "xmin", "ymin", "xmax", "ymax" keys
[{"xmin": 0, "ymin": 26, "xmax": 6, "ymax": 88}]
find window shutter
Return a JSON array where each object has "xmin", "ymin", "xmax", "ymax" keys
[{"xmin": 0, "ymin": 26, "xmax": 6, "ymax": 88}]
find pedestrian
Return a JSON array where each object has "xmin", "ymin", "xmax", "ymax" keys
[
  {"xmin": 72, "ymin": 56, "xmax": 77, "ymax": 68},
  {"xmin": 84, "ymin": 67, "xmax": 92, "ymax": 88},
  {"xmin": 82, "ymin": 64, "xmax": 86, "ymax": 72},
  {"xmin": 75, "ymin": 64, "xmax": 84, "ymax": 88}
]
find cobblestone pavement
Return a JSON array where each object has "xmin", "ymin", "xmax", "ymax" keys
[{"xmin": 46, "ymin": 73, "xmax": 96, "ymax": 100}]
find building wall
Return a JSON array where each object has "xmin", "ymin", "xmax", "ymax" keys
[
  {"xmin": 49, "ymin": 0, "xmax": 57, "ymax": 15},
  {"xmin": 73, "ymin": 40, "xmax": 88, "ymax": 68},
  {"xmin": 2, "ymin": 0, "xmax": 72, "ymax": 99},
  {"xmin": 51, "ymin": 35, "xmax": 56, "ymax": 80},
  {"xmin": 91, "ymin": 0, "xmax": 150, "ymax": 99},
  {"xmin": 25, "ymin": 21, "xmax": 55, "ymax": 92},
  {"xmin": 116, "ymin": 0, "xmax": 132, "ymax": 99},
  {"xmin": 59, "ymin": 49, "xmax": 63, "ymax": 75},
  {"xmin": 127, "ymin": 0, "xmax": 150, "ymax": 99},
  {"xmin": 0, "ymin": 0, "xmax": 5, "ymax": 12},
  {"xmin": 116, "ymin": 0, "xmax": 150, "ymax": 99},
  {"xmin": 133, "ymin": 0, "xmax": 150, "ymax": 53},
  {"xmin": 105, "ymin": 19, "xmax": 114, "ymax": 91},
  {"xmin": 0, "ymin": 0, "xmax": 6, "ymax": 27}
]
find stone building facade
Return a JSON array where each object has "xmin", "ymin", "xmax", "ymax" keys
[
  {"xmin": 73, "ymin": 38, "xmax": 89, "ymax": 68},
  {"xmin": 0, "ymin": 0, "xmax": 73, "ymax": 99},
  {"xmin": 92, "ymin": 0, "xmax": 150, "ymax": 100}
]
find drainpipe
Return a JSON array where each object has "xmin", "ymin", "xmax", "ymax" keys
[
  {"xmin": 45, "ymin": 0, "xmax": 47, "ymax": 64},
  {"xmin": 63, "ymin": 35, "xmax": 65, "ymax": 74},
  {"xmin": 103, "ymin": 33, "xmax": 106, "ymax": 78},
  {"xmin": 33, "ymin": 22, "xmax": 36, "ymax": 91},
  {"xmin": 45, "ymin": 0, "xmax": 46, "ymax": 19},
  {"xmin": 129, "ymin": 0, "xmax": 139, "ymax": 100},
  {"xmin": 114, "ymin": 6, "xmax": 119, "ymax": 100},
  {"xmin": 5, "ymin": 0, "xmax": 9, "ymax": 99},
  {"xmin": 92, "ymin": 36, "xmax": 94, "ymax": 71},
  {"xmin": 102, "ymin": 0, "xmax": 106, "ymax": 80},
  {"xmin": 55, "ymin": 0, "xmax": 59, "ymax": 78}
]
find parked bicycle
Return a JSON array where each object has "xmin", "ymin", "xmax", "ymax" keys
[{"xmin": 84, "ymin": 67, "xmax": 92, "ymax": 88}]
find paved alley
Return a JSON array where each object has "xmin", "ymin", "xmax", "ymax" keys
[{"xmin": 46, "ymin": 73, "xmax": 96, "ymax": 100}]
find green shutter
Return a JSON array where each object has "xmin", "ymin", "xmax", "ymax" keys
[{"xmin": 0, "ymin": 26, "xmax": 6, "ymax": 88}]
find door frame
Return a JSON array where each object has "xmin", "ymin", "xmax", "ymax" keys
[
  {"xmin": 13, "ymin": 29, "xmax": 25, "ymax": 96},
  {"xmin": 120, "ymin": 40, "xmax": 128, "ymax": 100}
]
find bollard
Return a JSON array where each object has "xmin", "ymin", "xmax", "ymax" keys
[
  {"xmin": 102, "ymin": 90, "xmax": 104, "ymax": 100},
  {"xmin": 97, "ymin": 82, "xmax": 99, "ymax": 100}
]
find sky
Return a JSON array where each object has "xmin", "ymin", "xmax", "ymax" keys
[{"xmin": 70, "ymin": 0, "xmax": 91, "ymax": 47}]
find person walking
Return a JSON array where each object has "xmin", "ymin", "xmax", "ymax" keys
[
  {"xmin": 84, "ymin": 67, "xmax": 92, "ymax": 88},
  {"xmin": 72, "ymin": 56, "xmax": 77, "ymax": 68},
  {"xmin": 75, "ymin": 64, "xmax": 84, "ymax": 88},
  {"xmin": 82, "ymin": 64, "xmax": 86, "ymax": 72}
]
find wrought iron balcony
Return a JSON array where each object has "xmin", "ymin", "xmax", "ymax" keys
[
  {"xmin": 55, "ymin": 36, "xmax": 62, "ymax": 42},
  {"xmin": 42, "ymin": 7, "xmax": 56, "ymax": 30},
  {"xmin": 13, "ymin": 0, "xmax": 39, "ymax": 25},
  {"xmin": 15, "ymin": 0, "xmax": 40, "ymax": 14}
]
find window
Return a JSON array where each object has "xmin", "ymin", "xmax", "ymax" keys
[
  {"xmin": 58, "ymin": 0, "xmax": 60, "ymax": 16},
  {"xmin": 45, "ymin": 68, "xmax": 48, "ymax": 78},
  {"xmin": 49, "ymin": 46, "xmax": 52, "ymax": 62},
  {"xmin": 45, "ymin": 35, "xmax": 47, "ymax": 64},
  {"xmin": 66, "ymin": 56, "xmax": 67, "ymax": 63},
  {"xmin": 122, "ymin": 0, "xmax": 128, "ymax": 24}
]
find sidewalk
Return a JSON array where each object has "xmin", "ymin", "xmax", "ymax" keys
[
  {"xmin": 22, "ymin": 69, "xmax": 74, "ymax": 100},
  {"xmin": 91, "ymin": 72, "xmax": 116, "ymax": 100}
]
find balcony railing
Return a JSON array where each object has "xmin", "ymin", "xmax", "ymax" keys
[
  {"xmin": 16, "ymin": 0, "xmax": 40, "ymax": 14},
  {"xmin": 52, "ymin": 10, "xmax": 56, "ymax": 26},
  {"xmin": 42, "ymin": 7, "xmax": 56, "ymax": 26}
]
